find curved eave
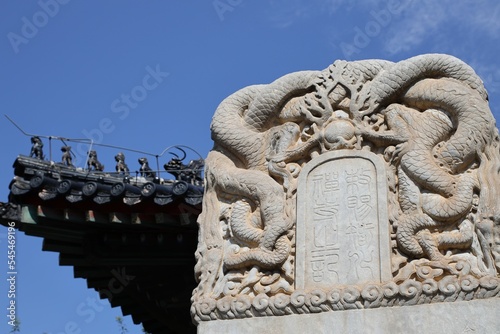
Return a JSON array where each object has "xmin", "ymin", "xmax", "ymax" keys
[{"xmin": 1, "ymin": 156, "xmax": 203, "ymax": 333}]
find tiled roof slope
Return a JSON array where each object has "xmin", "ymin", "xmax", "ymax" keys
[{"xmin": 1, "ymin": 155, "xmax": 204, "ymax": 333}]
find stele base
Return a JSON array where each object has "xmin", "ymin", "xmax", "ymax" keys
[{"xmin": 197, "ymin": 298, "xmax": 500, "ymax": 334}]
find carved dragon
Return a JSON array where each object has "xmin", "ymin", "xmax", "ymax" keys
[
  {"xmin": 194, "ymin": 54, "xmax": 500, "ymax": 308},
  {"xmin": 357, "ymin": 55, "xmax": 496, "ymax": 263},
  {"xmin": 207, "ymin": 71, "xmax": 320, "ymax": 270}
]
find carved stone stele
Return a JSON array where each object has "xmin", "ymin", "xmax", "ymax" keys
[{"xmin": 191, "ymin": 54, "xmax": 500, "ymax": 324}]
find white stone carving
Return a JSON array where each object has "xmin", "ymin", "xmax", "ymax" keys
[
  {"xmin": 296, "ymin": 150, "xmax": 391, "ymax": 289},
  {"xmin": 192, "ymin": 54, "xmax": 500, "ymax": 323}
]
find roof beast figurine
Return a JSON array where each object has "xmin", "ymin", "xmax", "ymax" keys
[{"xmin": 29, "ymin": 136, "xmax": 44, "ymax": 159}]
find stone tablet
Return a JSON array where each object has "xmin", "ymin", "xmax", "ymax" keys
[
  {"xmin": 192, "ymin": 54, "xmax": 500, "ymax": 325},
  {"xmin": 296, "ymin": 150, "xmax": 391, "ymax": 289}
]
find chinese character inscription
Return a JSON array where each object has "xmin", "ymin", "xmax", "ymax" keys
[{"xmin": 296, "ymin": 150, "xmax": 391, "ymax": 289}]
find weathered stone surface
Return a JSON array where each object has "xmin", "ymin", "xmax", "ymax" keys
[
  {"xmin": 198, "ymin": 298, "xmax": 500, "ymax": 334},
  {"xmin": 296, "ymin": 150, "xmax": 391, "ymax": 289},
  {"xmin": 192, "ymin": 54, "xmax": 500, "ymax": 325}
]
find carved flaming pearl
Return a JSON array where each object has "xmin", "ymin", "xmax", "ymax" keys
[{"xmin": 323, "ymin": 120, "xmax": 356, "ymax": 150}]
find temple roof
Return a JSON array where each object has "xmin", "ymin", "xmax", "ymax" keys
[{"xmin": 1, "ymin": 155, "xmax": 203, "ymax": 333}]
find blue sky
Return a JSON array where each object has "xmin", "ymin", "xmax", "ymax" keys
[{"xmin": 1, "ymin": 1, "xmax": 500, "ymax": 333}]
